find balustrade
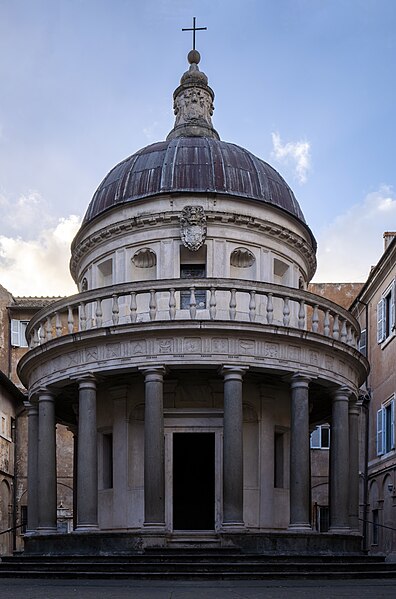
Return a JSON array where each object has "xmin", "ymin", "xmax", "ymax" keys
[{"xmin": 25, "ymin": 279, "xmax": 361, "ymax": 350}]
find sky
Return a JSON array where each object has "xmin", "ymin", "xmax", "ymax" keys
[{"xmin": 0, "ymin": 0, "xmax": 395, "ymax": 296}]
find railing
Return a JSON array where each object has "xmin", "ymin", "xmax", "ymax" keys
[{"xmin": 25, "ymin": 278, "xmax": 361, "ymax": 350}]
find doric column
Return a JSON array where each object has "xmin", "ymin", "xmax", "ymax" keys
[
  {"xmin": 24, "ymin": 400, "xmax": 39, "ymax": 534},
  {"xmin": 76, "ymin": 376, "xmax": 98, "ymax": 531},
  {"xmin": 289, "ymin": 374, "xmax": 312, "ymax": 530},
  {"xmin": 348, "ymin": 395, "xmax": 360, "ymax": 531},
  {"xmin": 37, "ymin": 388, "xmax": 57, "ymax": 533},
  {"xmin": 140, "ymin": 366, "xmax": 166, "ymax": 527},
  {"xmin": 221, "ymin": 365, "xmax": 248, "ymax": 527},
  {"xmin": 329, "ymin": 386, "xmax": 350, "ymax": 532}
]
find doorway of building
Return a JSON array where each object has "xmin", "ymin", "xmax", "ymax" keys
[{"xmin": 172, "ymin": 432, "xmax": 215, "ymax": 530}]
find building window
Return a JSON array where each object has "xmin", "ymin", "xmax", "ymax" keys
[
  {"xmin": 310, "ymin": 425, "xmax": 330, "ymax": 449},
  {"xmin": 180, "ymin": 264, "xmax": 206, "ymax": 309},
  {"xmin": 358, "ymin": 328, "xmax": 367, "ymax": 356},
  {"xmin": 102, "ymin": 432, "xmax": 113, "ymax": 489},
  {"xmin": 97, "ymin": 258, "xmax": 113, "ymax": 287},
  {"xmin": 274, "ymin": 431, "xmax": 284, "ymax": 488},
  {"xmin": 317, "ymin": 505, "xmax": 329, "ymax": 532},
  {"xmin": 377, "ymin": 281, "xmax": 395, "ymax": 344},
  {"xmin": 11, "ymin": 319, "xmax": 29, "ymax": 348},
  {"xmin": 377, "ymin": 397, "xmax": 395, "ymax": 455}
]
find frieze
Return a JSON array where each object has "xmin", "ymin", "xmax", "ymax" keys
[
  {"xmin": 106, "ymin": 343, "xmax": 121, "ymax": 359},
  {"xmin": 211, "ymin": 338, "xmax": 229, "ymax": 353},
  {"xmin": 288, "ymin": 345, "xmax": 301, "ymax": 361},
  {"xmin": 263, "ymin": 342, "xmax": 279, "ymax": 358},
  {"xmin": 239, "ymin": 339, "xmax": 255, "ymax": 354},
  {"xmin": 183, "ymin": 337, "xmax": 202, "ymax": 353}
]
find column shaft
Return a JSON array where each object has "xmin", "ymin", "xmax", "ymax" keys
[
  {"xmin": 289, "ymin": 375, "xmax": 311, "ymax": 530},
  {"xmin": 222, "ymin": 366, "xmax": 247, "ymax": 527},
  {"xmin": 37, "ymin": 390, "xmax": 57, "ymax": 533},
  {"xmin": 141, "ymin": 367, "xmax": 165, "ymax": 527},
  {"xmin": 25, "ymin": 401, "xmax": 39, "ymax": 534},
  {"xmin": 349, "ymin": 398, "xmax": 360, "ymax": 530},
  {"xmin": 330, "ymin": 387, "xmax": 350, "ymax": 531},
  {"xmin": 76, "ymin": 377, "xmax": 98, "ymax": 531}
]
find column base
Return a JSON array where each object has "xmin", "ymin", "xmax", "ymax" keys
[
  {"xmin": 144, "ymin": 522, "xmax": 166, "ymax": 530},
  {"xmin": 221, "ymin": 521, "xmax": 245, "ymax": 531},
  {"xmin": 288, "ymin": 523, "xmax": 312, "ymax": 531},
  {"xmin": 329, "ymin": 526, "xmax": 350, "ymax": 534},
  {"xmin": 75, "ymin": 524, "xmax": 99, "ymax": 533},
  {"xmin": 36, "ymin": 526, "xmax": 57, "ymax": 535}
]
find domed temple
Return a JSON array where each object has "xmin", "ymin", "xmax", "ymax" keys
[{"xmin": 20, "ymin": 48, "xmax": 368, "ymax": 555}]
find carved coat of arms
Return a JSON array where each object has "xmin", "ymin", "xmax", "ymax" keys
[{"xmin": 180, "ymin": 205, "xmax": 206, "ymax": 251}]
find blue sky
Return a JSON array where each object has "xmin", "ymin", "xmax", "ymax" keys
[{"xmin": 0, "ymin": 0, "xmax": 395, "ymax": 295}]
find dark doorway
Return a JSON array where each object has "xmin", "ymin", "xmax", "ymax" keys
[{"xmin": 173, "ymin": 432, "xmax": 215, "ymax": 530}]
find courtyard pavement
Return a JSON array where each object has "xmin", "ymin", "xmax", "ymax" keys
[{"xmin": 0, "ymin": 578, "xmax": 396, "ymax": 599}]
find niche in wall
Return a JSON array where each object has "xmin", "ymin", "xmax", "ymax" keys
[
  {"xmin": 131, "ymin": 248, "xmax": 157, "ymax": 281},
  {"xmin": 230, "ymin": 247, "xmax": 256, "ymax": 280}
]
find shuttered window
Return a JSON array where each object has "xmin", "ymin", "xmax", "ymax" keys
[
  {"xmin": 10, "ymin": 320, "xmax": 29, "ymax": 347},
  {"xmin": 377, "ymin": 398, "xmax": 395, "ymax": 455}
]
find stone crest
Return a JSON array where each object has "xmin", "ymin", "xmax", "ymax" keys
[{"xmin": 180, "ymin": 205, "xmax": 206, "ymax": 251}]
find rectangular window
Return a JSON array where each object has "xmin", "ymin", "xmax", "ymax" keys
[
  {"xmin": 359, "ymin": 329, "xmax": 367, "ymax": 356},
  {"xmin": 377, "ymin": 398, "xmax": 395, "ymax": 455},
  {"xmin": 318, "ymin": 506, "xmax": 329, "ymax": 533},
  {"xmin": 102, "ymin": 432, "xmax": 113, "ymax": 489},
  {"xmin": 11, "ymin": 319, "xmax": 29, "ymax": 348},
  {"xmin": 274, "ymin": 431, "xmax": 284, "ymax": 488},
  {"xmin": 310, "ymin": 425, "xmax": 330, "ymax": 449},
  {"xmin": 180, "ymin": 264, "xmax": 206, "ymax": 309},
  {"xmin": 377, "ymin": 280, "xmax": 396, "ymax": 344}
]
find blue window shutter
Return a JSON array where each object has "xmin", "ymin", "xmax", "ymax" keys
[
  {"xmin": 377, "ymin": 408, "xmax": 384, "ymax": 455},
  {"xmin": 359, "ymin": 329, "xmax": 367, "ymax": 355},
  {"xmin": 310, "ymin": 427, "xmax": 320, "ymax": 448},
  {"xmin": 391, "ymin": 399, "xmax": 395, "ymax": 450},
  {"xmin": 377, "ymin": 299, "xmax": 385, "ymax": 343},
  {"xmin": 11, "ymin": 319, "xmax": 20, "ymax": 347},
  {"xmin": 391, "ymin": 281, "xmax": 396, "ymax": 332}
]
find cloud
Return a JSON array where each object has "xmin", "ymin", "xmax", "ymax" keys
[
  {"xmin": 0, "ymin": 215, "xmax": 80, "ymax": 296},
  {"xmin": 313, "ymin": 185, "xmax": 396, "ymax": 282},
  {"xmin": 271, "ymin": 132, "xmax": 311, "ymax": 184}
]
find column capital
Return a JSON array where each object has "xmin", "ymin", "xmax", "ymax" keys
[
  {"xmin": 290, "ymin": 373, "xmax": 312, "ymax": 390},
  {"xmin": 24, "ymin": 400, "xmax": 38, "ymax": 415},
  {"xmin": 75, "ymin": 373, "xmax": 96, "ymax": 391},
  {"xmin": 220, "ymin": 365, "xmax": 249, "ymax": 381},
  {"xmin": 332, "ymin": 386, "xmax": 352, "ymax": 402},
  {"xmin": 139, "ymin": 365, "xmax": 167, "ymax": 382},
  {"xmin": 37, "ymin": 387, "xmax": 56, "ymax": 402}
]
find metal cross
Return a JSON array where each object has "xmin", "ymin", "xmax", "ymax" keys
[{"xmin": 182, "ymin": 17, "xmax": 207, "ymax": 51}]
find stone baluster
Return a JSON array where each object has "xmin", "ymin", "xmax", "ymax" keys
[
  {"xmin": 189, "ymin": 287, "xmax": 196, "ymax": 320},
  {"xmin": 79, "ymin": 302, "xmax": 87, "ymax": 331},
  {"xmin": 76, "ymin": 376, "xmax": 98, "ymax": 531},
  {"xmin": 112, "ymin": 294, "xmax": 119, "ymax": 325},
  {"xmin": 249, "ymin": 290, "xmax": 256, "ymax": 322},
  {"xmin": 149, "ymin": 290, "xmax": 157, "ymax": 321},
  {"xmin": 298, "ymin": 299, "xmax": 305, "ymax": 329},
  {"xmin": 37, "ymin": 388, "xmax": 57, "ymax": 533},
  {"xmin": 324, "ymin": 309, "xmax": 330, "ymax": 336},
  {"xmin": 169, "ymin": 288, "xmax": 176, "ymax": 320},
  {"xmin": 209, "ymin": 287, "xmax": 216, "ymax": 320},
  {"xmin": 289, "ymin": 374, "xmax": 312, "ymax": 530},
  {"xmin": 130, "ymin": 292, "xmax": 137, "ymax": 323},
  {"xmin": 25, "ymin": 400, "xmax": 39, "ymax": 534},
  {"xmin": 266, "ymin": 293, "xmax": 274, "ymax": 324},
  {"xmin": 67, "ymin": 306, "xmax": 74, "ymax": 333},
  {"xmin": 39, "ymin": 322, "xmax": 45, "ymax": 344},
  {"xmin": 55, "ymin": 312, "xmax": 62, "ymax": 337},
  {"xmin": 329, "ymin": 386, "xmax": 350, "ymax": 532},
  {"xmin": 283, "ymin": 297, "xmax": 290, "ymax": 326},
  {"xmin": 140, "ymin": 366, "xmax": 166, "ymax": 528},
  {"xmin": 46, "ymin": 316, "xmax": 52, "ymax": 341},
  {"xmin": 347, "ymin": 324, "xmax": 353, "ymax": 345},
  {"xmin": 312, "ymin": 304, "xmax": 319, "ymax": 333},
  {"xmin": 333, "ymin": 314, "xmax": 339, "ymax": 340},
  {"xmin": 229, "ymin": 289, "xmax": 237, "ymax": 321},
  {"xmin": 95, "ymin": 299, "xmax": 103, "ymax": 327},
  {"xmin": 340, "ymin": 319, "xmax": 347, "ymax": 343},
  {"xmin": 221, "ymin": 365, "xmax": 248, "ymax": 528}
]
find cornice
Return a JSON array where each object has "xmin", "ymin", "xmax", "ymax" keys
[{"xmin": 70, "ymin": 210, "xmax": 317, "ymax": 282}]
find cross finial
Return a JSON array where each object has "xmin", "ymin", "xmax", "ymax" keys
[{"xmin": 182, "ymin": 17, "xmax": 207, "ymax": 51}]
